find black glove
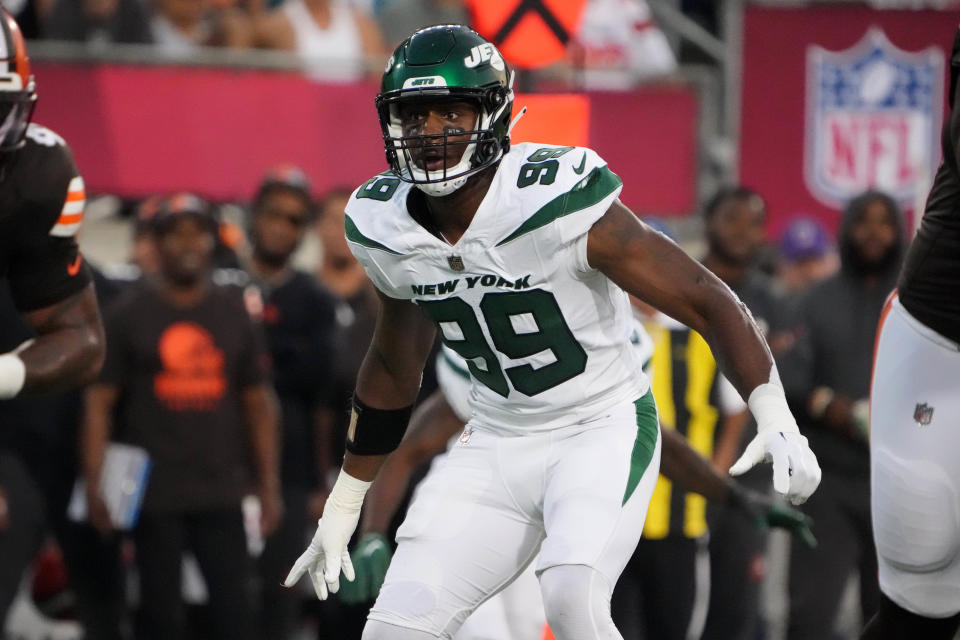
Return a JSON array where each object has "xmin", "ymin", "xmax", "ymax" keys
[{"xmin": 727, "ymin": 482, "xmax": 817, "ymax": 548}]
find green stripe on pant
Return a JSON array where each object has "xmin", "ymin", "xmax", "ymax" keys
[{"xmin": 622, "ymin": 391, "xmax": 659, "ymax": 505}]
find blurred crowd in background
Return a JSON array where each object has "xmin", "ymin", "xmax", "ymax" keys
[{"xmin": 4, "ymin": 0, "xmax": 689, "ymax": 85}]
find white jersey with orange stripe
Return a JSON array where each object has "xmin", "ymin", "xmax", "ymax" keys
[{"xmin": 0, "ymin": 122, "xmax": 90, "ymax": 312}]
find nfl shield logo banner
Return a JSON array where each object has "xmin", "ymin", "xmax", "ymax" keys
[{"xmin": 805, "ymin": 29, "xmax": 944, "ymax": 208}]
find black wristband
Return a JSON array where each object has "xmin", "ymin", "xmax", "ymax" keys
[{"xmin": 345, "ymin": 395, "xmax": 413, "ymax": 455}]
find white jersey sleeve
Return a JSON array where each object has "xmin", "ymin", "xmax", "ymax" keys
[{"xmin": 495, "ymin": 144, "xmax": 623, "ymax": 274}]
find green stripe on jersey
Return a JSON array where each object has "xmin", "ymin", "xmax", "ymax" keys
[
  {"xmin": 441, "ymin": 350, "xmax": 471, "ymax": 380},
  {"xmin": 345, "ymin": 215, "xmax": 402, "ymax": 255},
  {"xmin": 622, "ymin": 391, "xmax": 660, "ymax": 505},
  {"xmin": 496, "ymin": 165, "xmax": 623, "ymax": 246}
]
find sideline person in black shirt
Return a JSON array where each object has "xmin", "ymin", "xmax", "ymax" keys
[
  {"xmin": 81, "ymin": 194, "xmax": 281, "ymax": 640},
  {"xmin": 780, "ymin": 190, "xmax": 905, "ymax": 640},
  {"xmin": 698, "ymin": 186, "xmax": 785, "ymax": 640},
  {"xmin": 245, "ymin": 166, "xmax": 338, "ymax": 640}
]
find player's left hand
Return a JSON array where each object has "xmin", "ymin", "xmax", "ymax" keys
[
  {"xmin": 727, "ymin": 483, "xmax": 817, "ymax": 548},
  {"xmin": 283, "ymin": 509, "xmax": 359, "ymax": 600},
  {"xmin": 729, "ymin": 428, "xmax": 821, "ymax": 505},
  {"xmin": 338, "ymin": 532, "xmax": 392, "ymax": 604}
]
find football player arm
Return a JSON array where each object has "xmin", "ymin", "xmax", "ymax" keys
[
  {"xmin": 81, "ymin": 382, "xmax": 121, "ymax": 534},
  {"xmin": 2, "ymin": 284, "xmax": 105, "ymax": 398},
  {"xmin": 242, "ymin": 384, "xmax": 283, "ymax": 536},
  {"xmin": 286, "ymin": 290, "xmax": 436, "ymax": 599},
  {"xmin": 343, "ymin": 290, "xmax": 437, "ymax": 482},
  {"xmin": 588, "ymin": 201, "xmax": 771, "ymax": 395},
  {"xmin": 587, "ymin": 201, "xmax": 820, "ymax": 504}
]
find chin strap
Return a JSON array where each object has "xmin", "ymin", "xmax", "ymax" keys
[{"xmin": 508, "ymin": 106, "xmax": 527, "ymax": 134}]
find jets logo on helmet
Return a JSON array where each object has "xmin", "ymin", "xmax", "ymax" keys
[
  {"xmin": 376, "ymin": 25, "xmax": 514, "ymax": 197},
  {"xmin": 464, "ymin": 44, "xmax": 505, "ymax": 71},
  {"xmin": 0, "ymin": 8, "xmax": 35, "ymax": 153}
]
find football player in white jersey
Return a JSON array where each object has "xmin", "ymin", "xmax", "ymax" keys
[{"xmin": 285, "ymin": 25, "xmax": 820, "ymax": 640}]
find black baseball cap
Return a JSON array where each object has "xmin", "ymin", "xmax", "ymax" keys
[
  {"xmin": 254, "ymin": 164, "xmax": 314, "ymax": 213},
  {"xmin": 151, "ymin": 193, "xmax": 218, "ymax": 236}
]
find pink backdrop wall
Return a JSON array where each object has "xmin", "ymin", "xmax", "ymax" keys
[{"xmin": 33, "ymin": 63, "xmax": 697, "ymax": 214}]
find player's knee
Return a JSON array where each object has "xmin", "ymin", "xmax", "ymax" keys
[
  {"xmin": 539, "ymin": 565, "xmax": 619, "ymax": 640},
  {"xmin": 873, "ymin": 449, "xmax": 960, "ymax": 573}
]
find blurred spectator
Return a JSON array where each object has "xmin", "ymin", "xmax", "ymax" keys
[
  {"xmin": 311, "ymin": 186, "xmax": 381, "ymax": 636},
  {"xmin": 45, "ymin": 0, "xmax": 153, "ymax": 45},
  {"xmin": 130, "ymin": 196, "xmax": 164, "ymax": 277},
  {"xmin": 315, "ymin": 186, "xmax": 379, "ymax": 406},
  {"xmin": 701, "ymin": 186, "xmax": 786, "ymax": 339},
  {"xmin": 777, "ymin": 216, "xmax": 839, "ymax": 297},
  {"xmin": 243, "ymin": 166, "xmax": 338, "ymax": 640},
  {"xmin": 699, "ymin": 185, "xmax": 784, "ymax": 640},
  {"xmin": 778, "ymin": 190, "xmax": 906, "ymax": 640},
  {"xmin": 150, "ymin": 0, "xmax": 252, "ymax": 53},
  {"xmin": 567, "ymin": 0, "xmax": 676, "ymax": 89},
  {"xmin": 253, "ymin": 0, "xmax": 384, "ymax": 82},
  {"xmin": 81, "ymin": 194, "xmax": 281, "ymax": 640},
  {"xmin": 375, "ymin": 0, "xmax": 467, "ymax": 51}
]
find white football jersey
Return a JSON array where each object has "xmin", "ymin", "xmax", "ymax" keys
[{"xmin": 345, "ymin": 142, "xmax": 650, "ymax": 434}]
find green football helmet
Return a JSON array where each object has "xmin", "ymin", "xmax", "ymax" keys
[{"xmin": 376, "ymin": 25, "xmax": 515, "ymax": 196}]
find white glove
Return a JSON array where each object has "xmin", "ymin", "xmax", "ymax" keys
[
  {"xmin": 730, "ymin": 374, "xmax": 821, "ymax": 505},
  {"xmin": 283, "ymin": 471, "xmax": 371, "ymax": 599}
]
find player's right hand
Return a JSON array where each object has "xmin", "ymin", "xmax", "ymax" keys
[
  {"xmin": 730, "ymin": 427, "xmax": 821, "ymax": 505},
  {"xmin": 283, "ymin": 508, "xmax": 360, "ymax": 600},
  {"xmin": 338, "ymin": 532, "xmax": 392, "ymax": 604}
]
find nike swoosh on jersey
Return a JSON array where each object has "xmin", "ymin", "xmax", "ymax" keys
[
  {"xmin": 572, "ymin": 152, "xmax": 587, "ymax": 175},
  {"xmin": 67, "ymin": 254, "xmax": 83, "ymax": 276}
]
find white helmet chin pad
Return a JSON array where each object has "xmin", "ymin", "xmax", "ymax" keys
[
  {"xmin": 415, "ymin": 175, "xmax": 469, "ymax": 197},
  {"xmin": 399, "ymin": 139, "xmax": 479, "ymax": 197}
]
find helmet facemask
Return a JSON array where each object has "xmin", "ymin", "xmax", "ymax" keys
[
  {"xmin": 0, "ymin": 76, "xmax": 36, "ymax": 153},
  {"xmin": 377, "ymin": 72, "xmax": 514, "ymax": 197},
  {"xmin": 0, "ymin": 8, "xmax": 37, "ymax": 154}
]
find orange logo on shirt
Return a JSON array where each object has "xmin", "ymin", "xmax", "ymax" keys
[
  {"xmin": 66, "ymin": 253, "xmax": 83, "ymax": 276},
  {"xmin": 153, "ymin": 322, "xmax": 226, "ymax": 411}
]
